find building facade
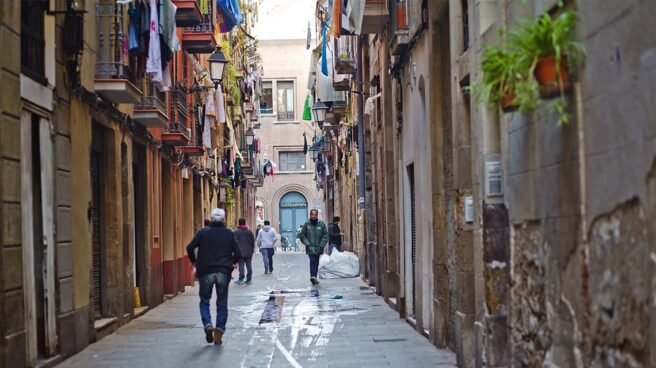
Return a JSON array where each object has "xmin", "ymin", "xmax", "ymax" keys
[
  {"xmin": 0, "ymin": 0, "xmax": 261, "ymax": 366},
  {"xmin": 251, "ymin": 2, "xmax": 322, "ymax": 243},
  {"xmin": 310, "ymin": 0, "xmax": 656, "ymax": 367}
]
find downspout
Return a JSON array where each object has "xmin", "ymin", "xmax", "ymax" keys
[{"xmin": 357, "ymin": 35, "xmax": 365, "ymax": 209}]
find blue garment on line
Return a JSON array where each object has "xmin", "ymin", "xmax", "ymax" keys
[{"xmin": 321, "ymin": 24, "xmax": 328, "ymax": 76}]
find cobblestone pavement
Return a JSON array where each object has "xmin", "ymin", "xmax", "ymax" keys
[{"xmin": 58, "ymin": 252, "xmax": 456, "ymax": 368}]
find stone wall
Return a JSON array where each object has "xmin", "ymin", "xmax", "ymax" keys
[
  {"xmin": 0, "ymin": 2, "xmax": 23, "ymax": 367},
  {"xmin": 505, "ymin": 0, "xmax": 656, "ymax": 366}
]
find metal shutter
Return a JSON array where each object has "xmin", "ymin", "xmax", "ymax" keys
[
  {"xmin": 90, "ymin": 151, "xmax": 103, "ymax": 318},
  {"xmin": 409, "ymin": 164, "xmax": 416, "ymax": 317}
]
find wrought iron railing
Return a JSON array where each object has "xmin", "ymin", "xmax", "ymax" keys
[
  {"xmin": 277, "ymin": 111, "xmax": 295, "ymax": 121},
  {"xmin": 95, "ymin": 4, "xmax": 138, "ymax": 83}
]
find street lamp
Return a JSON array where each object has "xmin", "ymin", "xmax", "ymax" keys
[
  {"xmin": 312, "ymin": 99, "xmax": 329, "ymax": 128},
  {"xmin": 245, "ymin": 127, "xmax": 255, "ymax": 146},
  {"xmin": 208, "ymin": 47, "xmax": 228, "ymax": 85}
]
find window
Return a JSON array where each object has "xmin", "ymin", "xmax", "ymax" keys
[
  {"xmin": 279, "ymin": 151, "xmax": 306, "ymax": 172},
  {"xmin": 277, "ymin": 81, "xmax": 295, "ymax": 121},
  {"xmin": 21, "ymin": 0, "xmax": 47, "ymax": 84},
  {"xmin": 260, "ymin": 81, "xmax": 273, "ymax": 114}
]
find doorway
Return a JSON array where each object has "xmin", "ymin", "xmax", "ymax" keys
[
  {"xmin": 132, "ymin": 144, "xmax": 147, "ymax": 307},
  {"xmin": 278, "ymin": 192, "xmax": 308, "ymax": 250},
  {"xmin": 21, "ymin": 111, "xmax": 58, "ymax": 363}
]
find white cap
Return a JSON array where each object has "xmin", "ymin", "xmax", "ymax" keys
[{"xmin": 210, "ymin": 208, "xmax": 225, "ymax": 222}]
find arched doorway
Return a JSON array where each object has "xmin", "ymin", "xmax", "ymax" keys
[{"xmin": 278, "ymin": 192, "xmax": 308, "ymax": 249}]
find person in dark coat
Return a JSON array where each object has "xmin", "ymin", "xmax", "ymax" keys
[
  {"xmin": 234, "ymin": 218, "xmax": 256, "ymax": 285},
  {"xmin": 328, "ymin": 216, "xmax": 342, "ymax": 254},
  {"xmin": 186, "ymin": 208, "xmax": 241, "ymax": 346},
  {"xmin": 299, "ymin": 209, "xmax": 329, "ymax": 285}
]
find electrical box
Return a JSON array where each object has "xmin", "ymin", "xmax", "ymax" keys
[
  {"xmin": 485, "ymin": 161, "xmax": 503, "ymax": 197},
  {"xmin": 464, "ymin": 196, "xmax": 474, "ymax": 224}
]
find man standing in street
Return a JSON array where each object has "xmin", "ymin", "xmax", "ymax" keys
[
  {"xmin": 234, "ymin": 218, "xmax": 255, "ymax": 285},
  {"xmin": 299, "ymin": 209, "xmax": 328, "ymax": 285},
  {"xmin": 328, "ymin": 216, "xmax": 342, "ymax": 254},
  {"xmin": 186, "ymin": 208, "xmax": 241, "ymax": 345},
  {"xmin": 256, "ymin": 220, "xmax": 278, "ymax": 274}
]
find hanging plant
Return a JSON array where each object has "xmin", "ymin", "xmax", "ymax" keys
[{"xmin": 510, "ymin": 9, "xmax": 585, "ymax": 98}]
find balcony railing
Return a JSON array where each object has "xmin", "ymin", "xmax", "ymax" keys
[
  {"xmin": 172, "ymin": 0, "xmax": 203, "ymax": 27},
  {"xmin": 181, "ymin": 8, "xmax": 216, "ymax": 54},
  {"xmin": 95, "ymin": 4, "xmax": 142, "ymax": 103},
  {"xmin": 334, "ymin": 36, "xmax": 356, "ymax": 75},
  {"xmin": 174, "ymin": 88, "xmax": 188, "ymax": 127},
  {"xmin": 277, "ymin": 111, "xmax": 295, "ymax": 121}
]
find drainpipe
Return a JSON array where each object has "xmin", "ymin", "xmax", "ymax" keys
[{"xmin": 357, "ymin": 35, "xmax": 365, "ymax": 209}]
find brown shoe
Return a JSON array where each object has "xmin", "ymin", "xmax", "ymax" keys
[
  {"xmin": 204, "ymin": 325, "xmax": 214, "ymax": 343},
  {"xmin": 214, "ymin": 329, "xmax": 223, "ymax": 345}
]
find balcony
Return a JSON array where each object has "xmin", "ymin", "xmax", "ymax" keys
[
  {"xmin": 361, "ymin": 0, "xmax": 389, "ymax": 34},
  {"xmin": 332, "ymin": 73, "xmax": 352, "ymax": 92},
  {"xmin": 179, "ymin": 145, "xmax": 204, "ymax": 156},
  {"xmin": 95, "ymin": 4, "xmax": 142, "ymax": 104},
  {"xmin": 162, "ymin": 90, "xmax": 189, "ymax": 146},
  {"xmin": 134, "ymin": 86, "xmax": 168, "ymax": 128},
  {"xmin": 172, "ymin": 0, "xmax": 203, "ymax": 27},
  {"xmin": 334, "ymin": 36, "xmax": 356, "ymax": 75},
  {"xmin": 181, "ymin": 8, "xmax": 216, "ymax": 55},
  {"xmin": 389, "ymin": 0, "xmax": 410, "ymax": 55}
]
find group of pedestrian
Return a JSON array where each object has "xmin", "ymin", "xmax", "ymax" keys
[{"xmin": 185, "ymin": 208, "xmax": 341, "ymax": 345}]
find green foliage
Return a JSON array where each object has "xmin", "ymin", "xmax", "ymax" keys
[{"xmin": 477, "ymin": 7, "xmax": 585, "ymax": 126}]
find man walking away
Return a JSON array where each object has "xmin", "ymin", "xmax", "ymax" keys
[
  {"xmin": 256, "ymin": 220, "xmax": 277, "ymax": 274},
  {"xmin": 186, "ymin": 208, "xmax": 241, "ymax": 345},
  {"xmin": 299, "ymin": 209, "xmax": 328, "ymax": 285},
  {"xmin": 328, "ymin": 216, "xmax": 342, "ymax": 254},
  {"xmin": 234, "ymin": 218, "xmax": 255, "ymax": 285}
]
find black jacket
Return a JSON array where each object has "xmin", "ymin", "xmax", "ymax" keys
[
  {"xmin": 186, "ymin": 222, "xmax": 241, "ymax": 277},
  {"xmin": 328, "ymin": 223, "xmax": 342, "ymax": 246},
  {"xmin": 234, "ymin": 227, "xmax": 256, "ymax": 258}
]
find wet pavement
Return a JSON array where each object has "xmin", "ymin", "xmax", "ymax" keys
[{"xmin": 58, "ymin": 252, "xmax": 456, "ymax": 368}]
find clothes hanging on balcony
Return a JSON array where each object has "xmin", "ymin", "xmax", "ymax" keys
[
  {"xmin": 332, "ymin": 0, "xmax": 341, "ymax": 38},
  {"xmin": 146, "ymin": 0, "xmax": 162, "ymax": 82},
  {"xmin": 128, "ymin": 3, "xmax": 141, "ymax": 53},
  {"xmin": 203, "ymin": 116, "xmax": 212, "ymax": 149},
  {"xmin": 235, "ymin": 158, "xmax": 241, "ymax": 175},
  {"xmin": 216, "ymin": 85, "xmax": 227, "ymax": 123},
  {"xmin": 161, "ymin": 0, "xmax": 179, "ymax": 53},
  {"xmin": 345, "ymin": 0, "xmax": 365, "ymax": 35},
  {"xmin": 217, "ymin": 0, "xmax": 244, "ymax": 33},
  {"xmin": 160, "ymin": 63, "xmax": 172, "ymax": 91},
  {"xmin": 321, "ymin": 24, "xmax": 329, "ymax": 76},
  {"xmin": 303, "ymin": 94, "xmax": 312, "ymax": 121}
]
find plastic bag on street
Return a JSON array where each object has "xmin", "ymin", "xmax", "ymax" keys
[{"xmin": 318, "ymin": 250, "xmax": 360, "ymax": 279}]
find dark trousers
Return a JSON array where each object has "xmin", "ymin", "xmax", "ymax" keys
[
  {"xmin": 308, "ymin": 254, "xmax": 320, "ymax": 278},
  {"xmin": 238, "ymin": 256, "xmax": 252, "ymax": 282}
]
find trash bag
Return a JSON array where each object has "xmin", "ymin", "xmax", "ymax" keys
[{"xmin": 318, "ymin": 250, "xmax": 360, "ymax": 279}]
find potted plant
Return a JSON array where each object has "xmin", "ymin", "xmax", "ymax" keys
[
  {"xmin": 510, "ymin": 9, "xmax": 585, "ymax": 98},
  {"xmin": 477, "ymin": 44, "xmax": 535, "ymax": 113}
]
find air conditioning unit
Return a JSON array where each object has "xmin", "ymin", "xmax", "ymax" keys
[{"xmin": 485, "ymin": 161, "xmax": 503, "ymax": 197}]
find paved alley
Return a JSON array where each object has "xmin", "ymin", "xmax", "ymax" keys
[{"xmin": 58, "ymin": 253, "xmax": 455, "ymax": 368}]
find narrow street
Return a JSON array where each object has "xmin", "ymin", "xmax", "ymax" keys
[{"xmin": 58, "ymin": 253, "xmax": 455, "ymax": 368}]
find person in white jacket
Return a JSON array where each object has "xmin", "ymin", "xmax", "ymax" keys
[{"xmin": 256, "ymin": 220, "xmax": 278, "ymax": 274}]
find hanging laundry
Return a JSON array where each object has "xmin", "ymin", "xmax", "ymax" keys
[
  {"xmin": 332, "ymin": 0, "xmax": 342, "ymax": 38},
  {"xmin": 216, "ymin": 85, "xmax": 226, "ymax": 123},
  {"xmin": 160, "ymin": 63, "xmax": 172, "ymax": 91},
  {"xmin": 306, "ymin": 21, "xmax": 311, "ymax": 50},
  {"xmin": 217, "ymin": 0, "xmax": 244, "ymax": 33},
  {"xmin": 303, "ymin": 94, "xmax": 312, "ymax": 121},
  {"xmin": 321, "ymin": 24, "xmax": 329, "ymax": 76},
  {"xmin": 203, "ymin": 116, "xmax": 212, "ymax": 149},
  {"xmin": 128, "ymin": 3, "xmax": 141, "ymax": 54},
  {"xmin": 200, "ymin": 0, "xmax": 210, "ymax": 15},
  {"xmin": 146, "ymin": 0, "xmax": 162, "ymax": 82},
  {"xmin": 345, "ymin": 0, "xmax": 365, "ymax": 35},
  {"xmin": 235, "ymin": 158, "xmax": 241, "ymax": 174},
  {"xmin": 303, "ymin": 133, "xmax": 308, "ymax": 154},
  {"xmin": 161, "ymin": 0, "xmax": 179, "ymax": 53}
]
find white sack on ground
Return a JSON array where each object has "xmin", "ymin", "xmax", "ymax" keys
[{"xmin": 318, "ymin": 250, "xmax": 360, "ymax": 279}]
